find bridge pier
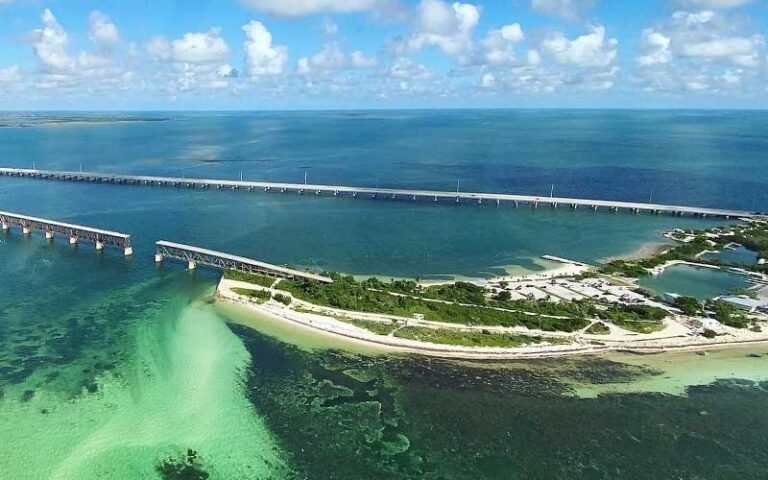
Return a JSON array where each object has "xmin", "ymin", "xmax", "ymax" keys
[
  {"xmin": 2, "ymin": 221, "xmax": 9, "ymax": 231},
  {"xmin": 496, "ymin": 198, "xmax": 500, "ymax": 207},
  {"xmin": 513, "ymin": 200, "xmax": 518, "ymax": 208},
  {"xmin": 188, "ymin": 260, "xmax": 197, "ymax": 270},
  {"xmin": 571, "ymin": 203, "xmax": 577, "ymax": 210},
  {"xmin": 69, "ymin": 236, "xmax": 78, "ymax": 245},
  {"xmin": 95, "ymin": 241, "xmax": 104, "ymax": 251},
  {"xmin": 124, "ymin": 247, "xmax": 133, "ymax": 256},
  {"xmin": 45, "ymin": 231, "xmax": 54, "ymax": 240},
  {"xmin": 533, "ymin": 202, "xmax": 538, "ymax": 209},
  {"xmin": 155, "ymin": 253, "xmax": 163, "ymax": 263},
  {"xmin": 22, "ymin": 226, "xmax": 31, "ymax": 235}
]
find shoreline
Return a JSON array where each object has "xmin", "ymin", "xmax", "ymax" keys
[
  {"xmin": 601, "ymin": 241, "xmax": 673, "ymax": 263},
  {"xmin": 215, "ymin": 278, "xmax": 768, "ymax": 360}
]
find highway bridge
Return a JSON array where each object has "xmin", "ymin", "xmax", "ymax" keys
[
  {"xmin": 0, "ymin": 210, "xmax": 133, "ymax": 255},
  {"xmin": 0, "ymin": 167, "xmax": 757, "ymax": 219}
]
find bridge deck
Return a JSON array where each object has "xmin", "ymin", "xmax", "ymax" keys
[
  {"xmin": 0, "ymin": 167, "xmax": 756, "ymax": 219},
  {"xmin": 0, "ymin": 210, "xmax": 131, "ymax": 249},
  {"xmin": 156, "ymin": 240, "xmax": 332, "ymax": 283}
]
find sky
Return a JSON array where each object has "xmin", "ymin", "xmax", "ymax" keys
[{"xmin": 0, "ymin": 0, "xmax": 766, "ymax": 110}]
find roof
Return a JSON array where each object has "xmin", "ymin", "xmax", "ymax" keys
[{"xmin": 720, "ymin": 296, "xmax": 764, "ymax": 309}]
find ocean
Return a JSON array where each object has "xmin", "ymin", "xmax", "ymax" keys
[{"xmin": 0, "ymin": 110, "xmax": 767, "ymax": 479}]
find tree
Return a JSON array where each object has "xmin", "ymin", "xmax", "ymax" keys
[
  {"xmin": 674, "ymin": 296, "xmax": 701, "ymax": 316},
  {"xmin": 496, "ymin": 290, "xmax": 512, "ymax": 302}
]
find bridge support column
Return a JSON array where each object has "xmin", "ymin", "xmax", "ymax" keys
[
  {"xmin": 45, "ymin": 231, "xmax": 54, "ymax": 240},
  {"xmin": 513, "ymin": 201, "xmax": 518, "ymax": 208},
  {"xmin": 533, "ymin": 202, "xmax": 538, "ymax": 209},
  {"xmin": 155, "ymin": 253, "xmax": 163, "ymax": 263},
  {"xmin": 124, "ymin": 247, "xmax": 133, "ymax": 256},
  {"xmin": 496, "ymin": 199, "xmax": 500, "ymax": 207},
  {"xmin": 69, "ymin": 236, "xmax": 78, "ymax": 245},
  {"xmin": 188, "ymin": 260, "xmax": 197, "ymax": 270},
  {"xmin": 95, "ymin": 241, "xmax": 104, "ymax": 251},
  {"xmin": 1, "ymin": 221, "xmax": 9, "ymax": 231},
  {"xmin": 22, "ymin": 226, "xmax": 31, "ymax": 235}
]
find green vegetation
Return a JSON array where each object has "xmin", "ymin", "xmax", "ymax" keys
[
  {"xmin": 277, "ymin": 274, "xmax": 589, "ymax": 332},
  {"xmin": 585, "ymin": 322, "xmax": 610, "ymax": 335},
  {"xmin": 596, "ymin": 304, "xmax": 667, "ymax": 333},
  {"xmin": 729, "ymin": 287, "xmax": 758, "ymax": 299},
  {"xmin": 231, "ymin": 287, "xmax": 271, "ymax": 303},
  {"xmin": 601, "ymin": 237, "xmax": 711, "ymax": 277},
  {"xmin": 336, "ymin": 318, "xmax": 399, "ymax": 335},
  {"xmin": 709, "ymin": 300, "xmax": 751, "ymax": 328},
  {"xmin": 391, "ymin": 326, "xmax": 554, "ymax": 348},
  {"xmin": 674, "ymin": 296, "xmax": 702, "ymax": 316},
  {"xmin": 223, "ymin": 269, "xmax": 276, "ymax": 288},
  {"xmin": 272, "ymin": 293, "xmax": 292, "ymax": 306}
]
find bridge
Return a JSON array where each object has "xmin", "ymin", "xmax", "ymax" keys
[
  {"xmin": 0, "ymin": 167, "xmax": 757, "ymax": 219},
  {"xmin": 155, "ymin": 240, "xmax": 333, "ymax": 283},
  {"xmin": 0, "ymin": 210, "xmax": 133, "ymax": 255}
]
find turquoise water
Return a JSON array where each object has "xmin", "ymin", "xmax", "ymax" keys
[
  {"xmin": 639, "ymin": 264, "xmax": 752, "ymax": 300},
  {"xmin": 1, "ymin": 110, "xmax": 768, "ymax": 479},
  {"xmin": 702, "ymin": 246, "xmax": 759, "ymax": 265}
]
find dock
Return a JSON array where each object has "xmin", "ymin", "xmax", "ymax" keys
[
  {"xmin": 155, "ymin": 240, "xmax": 332, "ymax": 283},
  {"xmin": 0, "ymin": 210, "xmax": 133, "ymax": 255},
  {"xmin": 0, "ymin": 167, "xmax": 757, "ymax": 219}
]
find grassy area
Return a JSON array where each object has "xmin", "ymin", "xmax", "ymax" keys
[
  {"xmin": 223, "ymin": 269, "xmax": 276, "ymax": 288},
  {"xmin": 596, "ymin": 304, "xmax": 667, "ymax": 333},
  {"xmin": 277, "ymin": 275, "xmax": 589, "ymax": 332},
  {"xmin": 347, "ymin": 319, "xmax": 398, "ymax": 335},
  {"xmin": 585, "ymin": 322, "xmax": 610, "ymax": 335},
  {"xmin": 391, "ymin": 326, "xmax": 553, "ymax": 348},
  {"xmin": 231, "ymin": 287, "xmax": 271, "ymax": 303}
]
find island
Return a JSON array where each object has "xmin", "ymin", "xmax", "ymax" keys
[{"xmin": 215, "ymin": 218, "xmax": 768, "ymax": 359}]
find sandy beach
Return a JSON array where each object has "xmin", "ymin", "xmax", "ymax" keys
[{"xmin": 215, "ymin": 278, "xmax": 768, "ymax": 360}]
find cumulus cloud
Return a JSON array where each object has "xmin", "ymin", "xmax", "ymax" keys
[
  {"xmin": 540, "ymin": 25, "xmax": 617, "ymax": 67},
  {"xmin": 530, "ymin": 0, "xmax": 595, "ymax": 21},
  {"xmin": 239, "ymin": 0, "xmax": 388, "ymax": 17},
  {"xmin": 634, "ymin": 8, "xmax": 765, "ymax": 94},
  {"xmin": 172, "ymin": 29, "xmax": 230, "ymax": 64},
  {"xmin": 243, "ymin": 20, "xmax": 288, "ymax": 76},
  {"xmin": 403, "ymin": 0, "xmax": 480, "ymax": 56},
  {"xmin": 88, "ymin": 11, "xmax": 120, "ymax": 49},
  {"xmin": 482, "ymin": 23, "xmax": 525, "ymax": 65}
]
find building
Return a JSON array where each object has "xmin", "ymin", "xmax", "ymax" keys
[{"xmin": 719, "ymin": 296, "xmax": 765, "ymax": 313}]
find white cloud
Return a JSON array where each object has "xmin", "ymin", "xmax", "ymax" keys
[
  {"xmin": 0, "ymin": 65, "xmax": 21, "ymax": 83},
  {"xmin": 679, "ymin": 0, "xmax": 753, "ymax": 8},
  {"xmin": 482, "ymin": 23, "xmax": 525, "ymax": 65},
  {"xmin": 171, "ymin": 29, "xmax": 230, "ymax": 64},
  {"xmin": 540, "ymin": 25, "xmax": 617, "ymax": 67},
  {"xmin": 239, "ymin": 0, "xmax": 387, "ymax": 17},
  {"xmin": 88, "ymin": 11, "xmax": 120, "ymax": 49},
  {"xmin": 297, "ymin": 43, "xmax": 377, "ymax": 75},
  {"xmin": 634, "ymin": 8, "xmax": 765, "ymax": 94},
  {"xmin": 404, "ymin": 0, "xmax": 480, "ymax": 56},
  {"xmin": 30, "ymin": 9, "xmax": 73, "ymax": 73},
  {"xmin": 242, "ymin": 20, "xmax": 288, "ymax": 76},
  {"xmin": 530, "ymin": 0, "xmax": 595, "ymax": 21}
]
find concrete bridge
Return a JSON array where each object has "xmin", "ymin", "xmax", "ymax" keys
[
  {"xmin": 0, "ymin": 210, "xmax": 133, "ymax": 255},
  {"xmin": 0, "ymin": 167, "xmax": 757, "ymax": 219},
  {"xmin": 155, "ymin": 240, "xmax": 332, "ymax": 283}
]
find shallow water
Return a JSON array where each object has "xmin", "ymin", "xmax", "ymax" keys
[
  {"xmin": 2, "ymin": 111, "xmax": 768, "ymax": 478},
  {"xmin": 639, "ymin": 264, "xmax": 752, "ymax": 300}
]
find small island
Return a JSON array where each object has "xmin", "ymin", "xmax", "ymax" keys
[{"xmin": 215, "ymin": 218, "xmax": 768, "ymax": 358}]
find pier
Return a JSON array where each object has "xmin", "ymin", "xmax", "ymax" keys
[
  {"xmin": 0, "ymin": 167, "xmax": 758, "ymax": 219},
  {"xmin": 0, "ymin": 210, "xmax": 133, "ymax": 255},
  {"xmin": 155, "ymin": 240, "xmax": 333, "ymax": 283}
]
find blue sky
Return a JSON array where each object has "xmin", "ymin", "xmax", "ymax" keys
[{"xmin": 0, "ymin": 0, "xmax": 766, "ymax": 109}]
